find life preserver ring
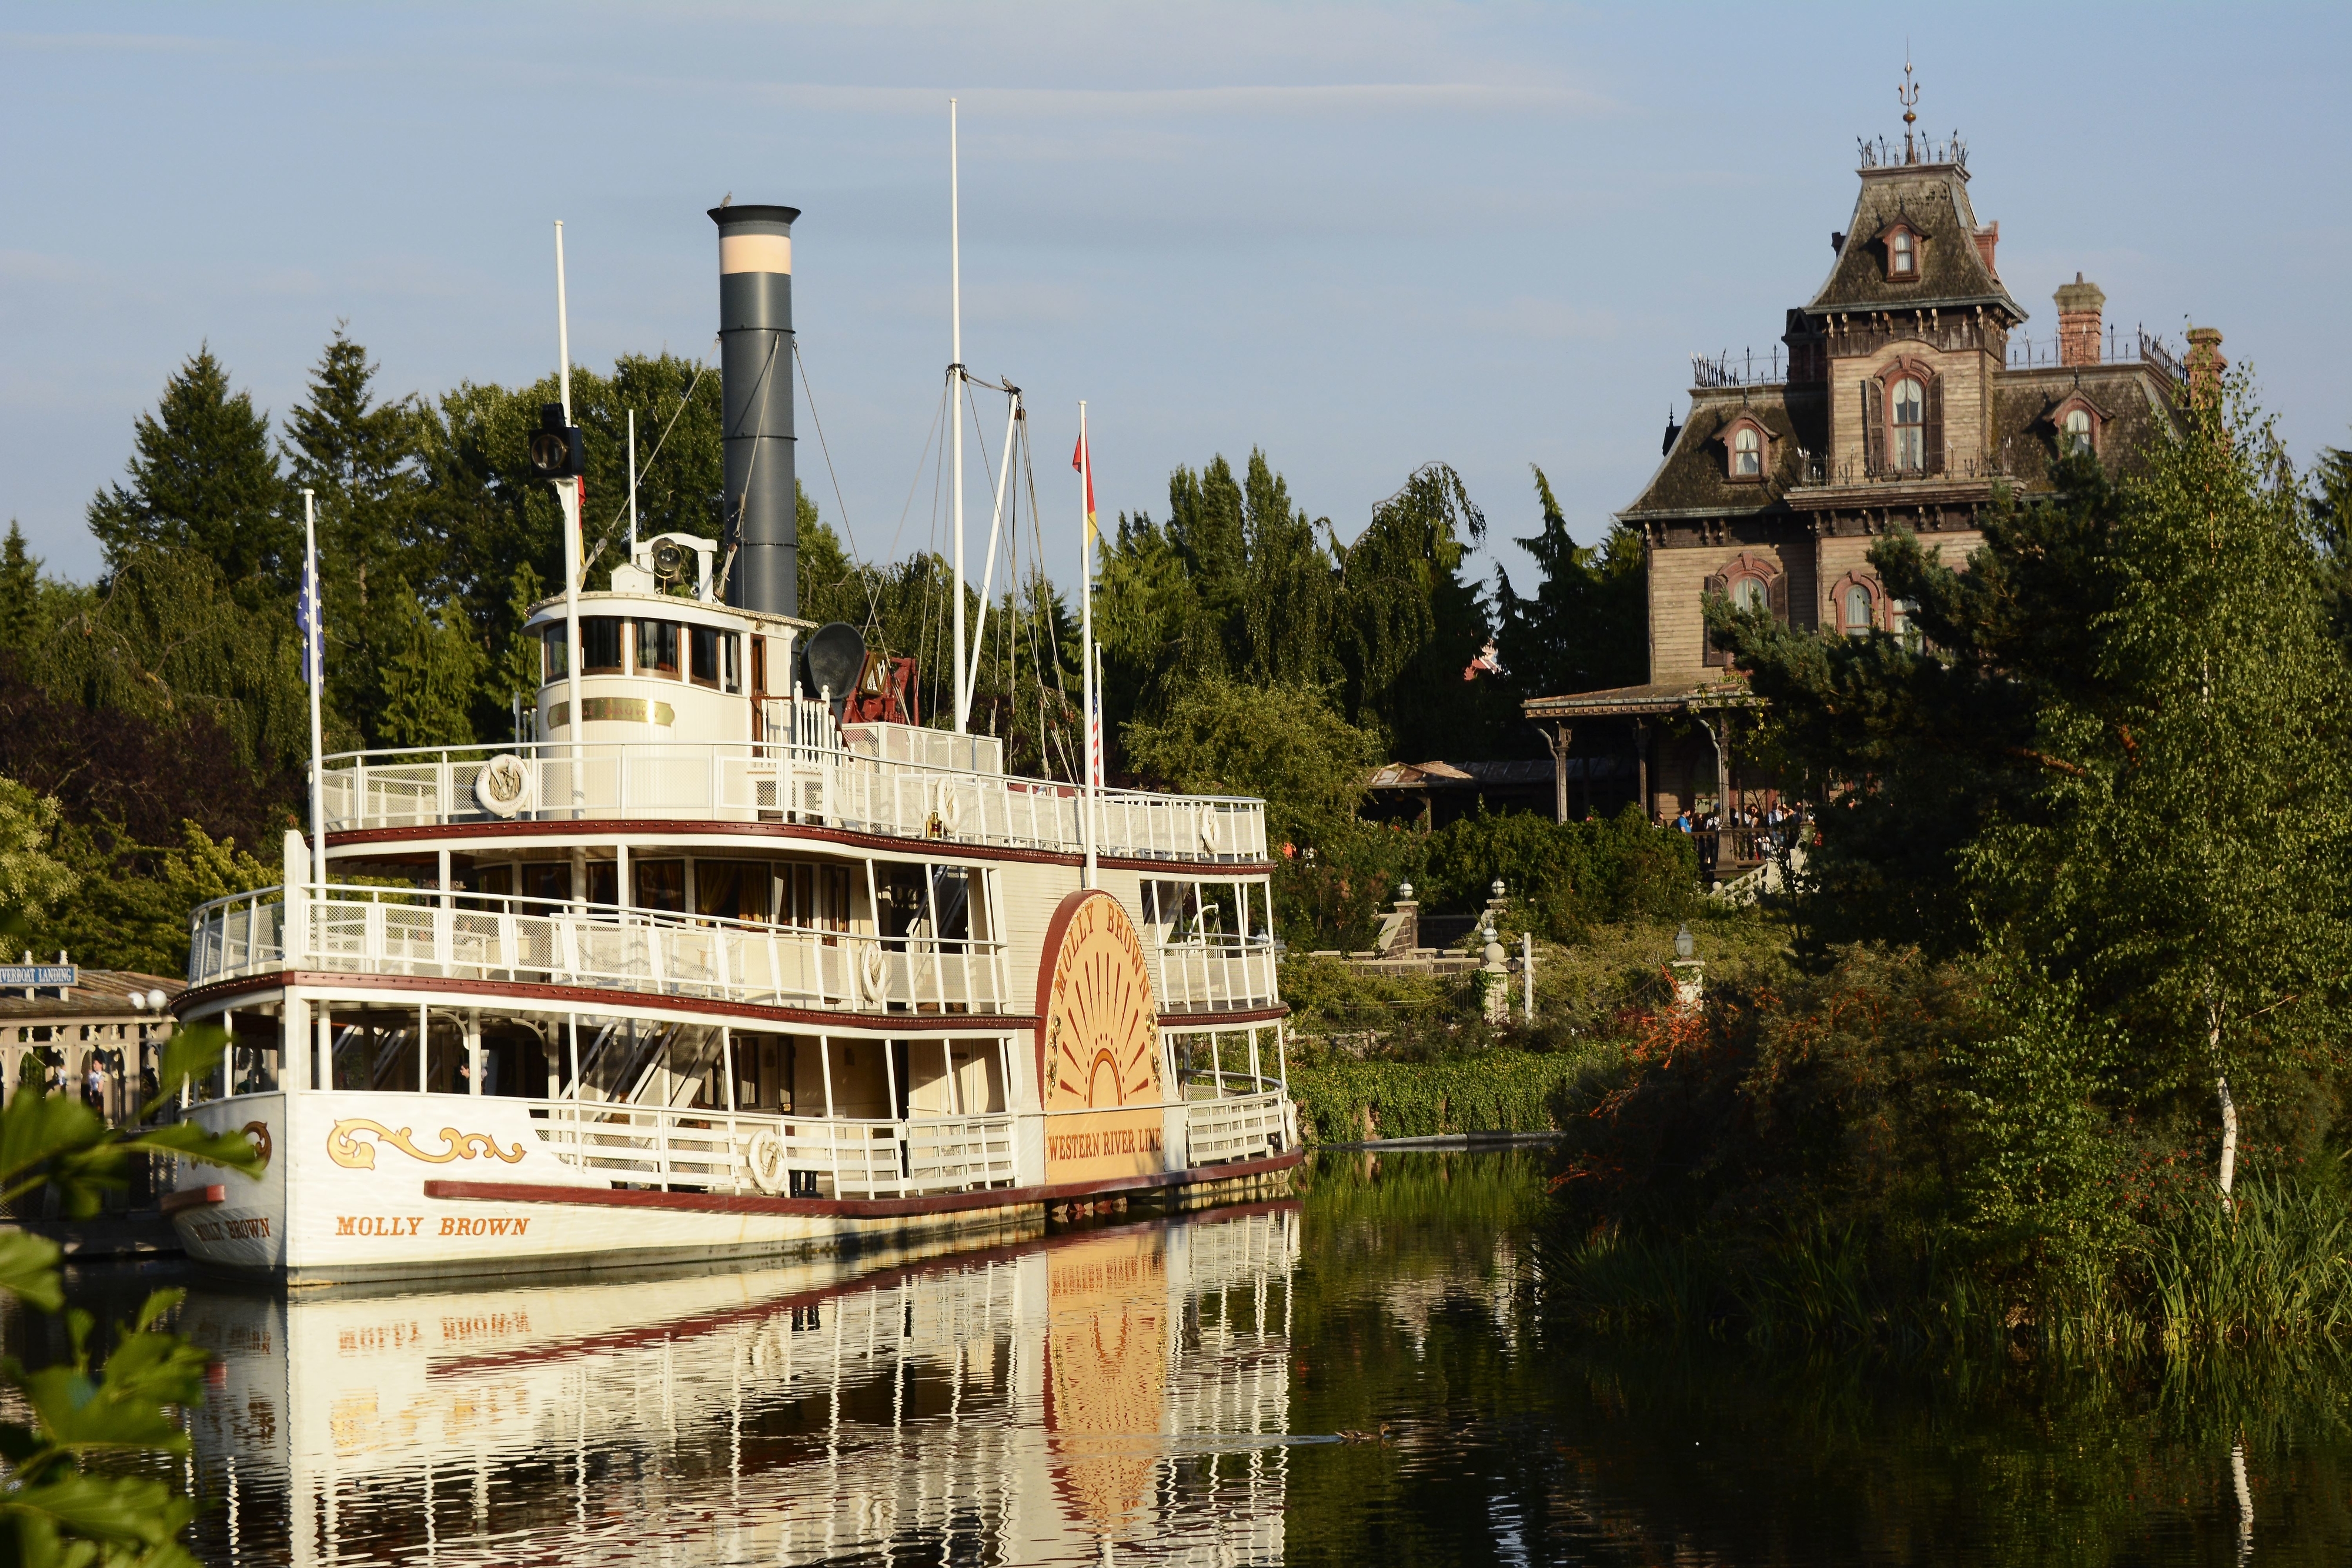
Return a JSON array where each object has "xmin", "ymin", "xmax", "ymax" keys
[
  {"xmin": 474, "ymin": 754, "xmax": 533, "ymax": 819},
  {"xmin": 745, "ymin": 1128, "xmax": 786, "ymax": 1193},
  {"xmin": 858, "ymin": 942, "xmax": 891, "ymax": 1004},
  {"xmin": 1198, "ymin": 804, "xmax": 1223, "ymax": 852}
]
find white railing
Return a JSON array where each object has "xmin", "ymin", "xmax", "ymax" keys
[
  {"xmin": 1181, "ymin": 1088, "xmax": 1289, "ymax": 1167},
  {"xmin": 525, "ymin": 1099, "xmax": 1019, "ymax": 1199},
  {"xmin": 1153, "ymin": 937, "xmax": 1281, "ymax": 1014},
  {"xmin": 319, "ymin": 739, "xmax": 1268, "ymax": 864},
  {"xmin": 188, "ymin": 884, "xmax": 1010, "ymax": 1014}
]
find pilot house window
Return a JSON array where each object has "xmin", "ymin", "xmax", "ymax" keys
[
  {"xmin": 1733, "ymin": 426, "xmax": 1762, "ymax": 477},
  {"xmin": 1892, "ymin": 377, "xmax": 1926, "ymax": 470}
]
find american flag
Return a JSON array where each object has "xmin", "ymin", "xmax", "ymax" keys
[{"xmin": 296, "ymin": 549, "xmax": 322, "ymax": 690}]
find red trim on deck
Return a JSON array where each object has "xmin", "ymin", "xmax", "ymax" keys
[
  {"xmin": 161, "ymin": 1184, "xmax": 225, "ymax": 1216},
  {"xmin": 422, "ymin": 1148, "xmax": 1304, "ymax": 1219},
  {"xmin": 329, "ymin": 817, "xmax": 1273, "ymax": 878}
]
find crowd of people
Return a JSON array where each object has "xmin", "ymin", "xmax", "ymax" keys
[{"xmin": 1662, "ymin": 800, "xmax": 1807, "ymax": 882}]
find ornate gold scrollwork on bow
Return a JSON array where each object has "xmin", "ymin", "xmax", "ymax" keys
[{"xmin": 326, "ymin": 1119, "xmax": 526, "ymax": 1171}]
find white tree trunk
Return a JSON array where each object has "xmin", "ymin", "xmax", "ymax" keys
[{"xmin": 2211, "ymin": 1001, "xmax": 2237, "ymax": 1207}]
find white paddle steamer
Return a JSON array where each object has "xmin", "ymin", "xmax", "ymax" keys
[{"xmin": 162, "ymin": 198, "xmax": 1297, "ymax": 1281}]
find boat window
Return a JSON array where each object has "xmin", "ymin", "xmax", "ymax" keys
[
  {"xmin": 542, "ymin": 626, "xmax": 567, "ymax": 681},
  {"xmin": 750, "ymin": 636, "xmax": 768, "ymax": 694},
  {"xmin": 695, "ymin": 860, "xmax": 769, "ymax": 924},
  {"xmin": 583, "ymin": 861, "xmax": 618, "ymax": 909},
  {"xmin": 636, "ymin": 619, "xmax": 681, "ymax": 678},
  {"xmin": 520, "ymin": 862, "xmax": 570, "ymax": 904},
  {"xmin": 634, "ymin": 858, "xmax": 685, "ymax": 914},
  {"xmin": 721, "ymin": 632, "xmax": 741, "ymax": 693},
  {"xmin": 777, "ymin": 862, "xmax": 851, "ymax": 935},
  {"xmin": 881, "ymin": 865, "xmax": 970, "ymax": 946},
  {"xmin": 690, "ymin": 625, "xmax": 722, "ymax": 688},
  {"xmin": 582, "ymin": 617, "xmax": 624, "ymax": 675},
  {"xmin": 471, "ymin": 865, "xmax": 512, "ymax": 899}
]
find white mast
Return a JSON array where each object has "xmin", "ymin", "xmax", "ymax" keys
[
  {"xmin": 1079, "ymin": 400, "xmax": 1097, "ymax": 888},
  {"xmin": 950, "ymin": 97, "xmax": 968, "ymax": 736},
  {"xmin": 556, "ymin": 220, "xmax": 584, "ymax": 817},
  {"xmin": 627, "ymin": 407, "xmax": 638, "ymax": 559},
  {"xmin": 302, "ymin": 489, "xmax": 326, "ymax": 895}
]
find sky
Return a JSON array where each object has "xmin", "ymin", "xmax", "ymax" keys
[{"xmin": 4, "ymin": 2, "xmax": 2348, "ymax": 597}]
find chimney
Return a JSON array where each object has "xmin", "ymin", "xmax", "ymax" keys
[
  {"xmin": 1972, "ymin": 220, "xmax": 1999, "ymax": 279},
  {"xmin": 2054, "ymin": 273, "xmax": 2104, "ymax": 366},
  {"xmin": 2186, "ymin": 326, "xmax": 2227, "ymax": 403},
  {"xmin": 710, "ymin": 203, "xmax": 801, "ymax": 617}
]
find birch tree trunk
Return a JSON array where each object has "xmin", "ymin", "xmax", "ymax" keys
[{"xmin": 2211, "ymin": 999, "xmax": 2238, "ymax": 1208}]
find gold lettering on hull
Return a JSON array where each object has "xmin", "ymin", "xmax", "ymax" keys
[
  {"xmin": 332, "ymin": 1214, "xmax": 532, "ymax": 1239},
  {"xmin": 326, "ymin": 1119, "xmax": 526, "ymax": 1170}
]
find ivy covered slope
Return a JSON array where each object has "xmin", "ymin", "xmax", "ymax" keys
[{"xmin": 1539, "ymin": 377, "xmax": 2352, "ymax": 1349}]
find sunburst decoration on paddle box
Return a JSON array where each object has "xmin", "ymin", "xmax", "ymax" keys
[{"xmin": 1035, "ymin": 890, "xmax": 1167, "ymax": 1182}]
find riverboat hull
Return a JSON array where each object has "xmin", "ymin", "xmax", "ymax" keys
[{"xmin": 166, "ymin": 1089, "xmax": 1299, "ymax": 1283}]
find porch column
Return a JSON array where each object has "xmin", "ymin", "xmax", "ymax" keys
[
  {"xmin": 1546, "ymin": 723, "xmax": 1572, "ymax": 824},
  {"xmin": 1633, "ymin": 718, "xmax": 1652, "ymax": 821}
]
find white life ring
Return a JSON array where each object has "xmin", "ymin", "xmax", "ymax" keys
[
  {"xmin": 745, "ymin": 1128, "xmax": 787, "ymax": 1193},
  {"xmin": 858, "ymin": 942, "xmax": 891, "ymax": 1004},
  {"xmin": 1198, "ymin": 804, "xmax": 1223, "ymax": 852},
  {"xmin": 473, "ymin": 754, "xmax": 533, "ymax": 818}
]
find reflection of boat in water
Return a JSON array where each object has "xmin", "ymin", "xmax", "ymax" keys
[
  {"xmin": 161, "ymin": 192, "xmax": 1298, "ymax": 1281},
  {"xmin": 182, "ymin": 1202, "xmax": 1300, "ymax": 1566}
]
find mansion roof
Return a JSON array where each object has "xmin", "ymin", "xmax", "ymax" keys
[{"xmin": 1806, "ymin": 162, "xmax": 2020, "ymax": 320}]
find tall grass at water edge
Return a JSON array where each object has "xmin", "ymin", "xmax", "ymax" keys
[{"xmin": 1544, "ymin": 1175, "xmax": 2352, "ymax": 1356}]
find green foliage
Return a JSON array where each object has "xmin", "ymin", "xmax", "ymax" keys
[
  {"xmin": 377, "ymin": 585, "xmax": 485, "ymax": 748},
  {"xmin": 84, "ymin": 346, "xmax": 296, "ymax": 599},
  {"xmin": 1289, "ymin": 1051, "xmax": 1598, "ymax": 1143},
  {"xmin": 1494, "ymin": 464, "xmax": 1648, "ymax": 698},
  {"xmin": 0, "ymin": 780, "xmax": 78, "ymax": 938},
  {"xmin": 35, "ymin": 819, "xmax": 273, "ymax": 978},
  {"xmin": 1420, "ymin": 803, "xmax": 1696, "ymax": 937},
  {"xmin": 1122, "ymin": 676, "xmax": 1379, "ymax": 847}
]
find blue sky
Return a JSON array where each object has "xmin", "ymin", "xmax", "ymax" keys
[{"xmin": 3, "ymin": 2, "xmax": 2347, "ymax": 594}]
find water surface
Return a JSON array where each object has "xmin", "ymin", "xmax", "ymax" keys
[{"xmin": 30, "ymin": 1151, "xmax": 2352, "ymax": 1564}]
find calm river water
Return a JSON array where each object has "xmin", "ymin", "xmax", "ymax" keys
[{"xmin": 26, "ymin": 1149, "xmax": 2352, "ymax": 1564}]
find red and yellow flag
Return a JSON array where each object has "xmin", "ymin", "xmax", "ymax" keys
[{"xmin": 1071, "ymin": 433, "xmax": 1097, "ymax": 544}]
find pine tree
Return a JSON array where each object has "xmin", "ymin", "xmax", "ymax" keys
[
  {"xmin": 377, "ymin": 586, "xmax": 483, "ymax": 750},
  {"xmin": 86, "ymin": 347, "xmax": 294, "ymax": 595},
  {"xmin": 0, "ymin": 524, "xmax": 39, "ymax": 657},
  {"xmin": 284, "ymin": 328, "xmax": 429, "ymax": 747},
  {"xmin": 1494, "ymin": 466, "xmax": 1646, "ymax": 699}
]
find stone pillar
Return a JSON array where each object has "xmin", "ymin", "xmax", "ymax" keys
[
  {"xmin": 2187, "ymin": 327, "xmax": 2228, "ymax": 404},
  {"xmin": 1546, "ymin": 723, "xmax": 1572, "ymax": 824},
  {"xmin": 1481, "ymin": 926, "xmax": 1509, "ymax": 1023}
]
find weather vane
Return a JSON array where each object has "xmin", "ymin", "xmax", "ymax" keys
[{"xmin": 1897, "ymin": 50, "xmax": 1919, "ymax": 162}]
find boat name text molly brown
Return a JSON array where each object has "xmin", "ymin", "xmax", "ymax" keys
[{"xmin": 335, "ymin": 1215, "xmax": 535, "ymax": 1238}]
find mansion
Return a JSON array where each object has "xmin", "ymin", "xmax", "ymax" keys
[{"xmin": 1524, "ymin": 105, "xmax": 2217, "ymax": 826}]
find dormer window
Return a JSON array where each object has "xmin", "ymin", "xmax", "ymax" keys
[
  {"xmin": 2050, "ymin": 393, "xmax": 2106, "ymax": 461},
  {"xmin": 1889, "ymin": 229, "xmax": 1916, "ymax": 277},
  {"xmin": 2063, "ymin": 407, "xmax": 2093, "ymax": 456},
  {"xmin": 1734, "ymin": 426, "xmax": 1762, "ymax": 476},
  {"xmin": 1723, "ymin": 414, "xmax": 1771, "ymax": 483}
]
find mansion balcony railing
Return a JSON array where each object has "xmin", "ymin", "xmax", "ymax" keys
[
  {"xmin": 1791, "ymin": 449, "xmax": 2019, "ymax": 489},
  {"xmin": 319, "ymin": 740, "xmax": 1268, "ymax": 865},
  {"xmin": 2004, "ymin": 326, "xmax": 2184, "ymax": 383},
  {"xmin": 187, "ymin": 884, "xmax": 1012, "ymax": 1015}
]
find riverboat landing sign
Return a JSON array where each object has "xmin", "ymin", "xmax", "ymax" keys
[{"xmin": 1035, "ymin": 891, "xmax": 1165, "ymax": 1183}]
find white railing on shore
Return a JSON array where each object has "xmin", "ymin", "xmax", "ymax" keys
[
  {"xmin": 319, "ymin": 739, "xmax": 1268, "ymax": 864},
  {"xmin": 189, "ymin": 885, "xmax": 1010, "ymax": 1015},
  {"xmin": 527, "ymin": 1099, "xmax": 1020, "ymax": 1199},
  {"xmin": 1154, "ymin": 937, "xmax": 1281, "ymax": 1015}
]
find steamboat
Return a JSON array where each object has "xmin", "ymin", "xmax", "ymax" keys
[{"xmin": 162, "ymin": 196, "xmax": 1297, "ymax": 1281}]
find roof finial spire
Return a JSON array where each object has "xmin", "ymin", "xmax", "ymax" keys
[{"xmin": 1897, "ymin": 47, "xmax": 1919, "ymax": 163}]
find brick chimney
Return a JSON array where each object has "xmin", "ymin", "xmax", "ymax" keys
[
  {"xmin": 1973, "ymin": 220, "xmax": 1999, "ymax": 279},
  {"xmin": 2054, "ymin": 273, "xmax": 2104, "ymax": 366},
  {"xmin": 2186, "ymin": 326, "xmax": 2227, "ymax": 403}
]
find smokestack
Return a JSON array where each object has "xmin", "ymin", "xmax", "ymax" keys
[{"xmin": 710, "ymin": 203, "xmax": 800, "ymax": 616}]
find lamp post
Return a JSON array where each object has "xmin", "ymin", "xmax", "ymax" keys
[{"xmin": 1670, "ymin": 923, "xmax": 1704, "ymax": 1012}]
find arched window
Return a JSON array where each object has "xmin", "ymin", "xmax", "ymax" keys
[
  {"xmin": 1843, "ymin": 583, "xmax": 1874, "ymax": 636},
  {"xmin": 1732, "ymin": 576, "xmax": 1768, "ymax": 614},
  {"xmin": 2063, "ymin": 407, "xmax": 2093, "ymax": 457},
  {"xmin": 1892, "ymin": 377, "xmax": 1926, "ymax": 470},
  {"xmin": 1733, "ymin": 426, "xmax": 1762, "ymax": 477},
  {"xmin": 1890, "ymin": 229, "xmax": 1916, "ymax": 277}
]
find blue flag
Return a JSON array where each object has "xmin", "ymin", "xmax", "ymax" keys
[{"xmin": 296, "ymin": 551, "xmax": 322, "ymax": 689}]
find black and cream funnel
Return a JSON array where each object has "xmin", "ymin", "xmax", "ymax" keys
[{"xmin": 710, "ymin": 203, "xmax": 799, "ymax": 616}]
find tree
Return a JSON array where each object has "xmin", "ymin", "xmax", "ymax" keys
[
  {"xmin": 85, "ymin": 347, "xmax": 295, "ymax": 597},
  {"xmin": 1494, "ymin": 466, "xmax": 1646, "ymax": 700},
  {"xmin": 0, "ymin": 779, "xmax": 78, "ymax": 944},
  {"xmin": 1333, "ymin": 462, "xmax": 1505, "ymax": 757},
  {"xmin": 377, "ymin": 586, "xmax": 484, "ymax": 750},
  {"xmin": 2311, "ymin": 436, "xmax": 2352, "ymax": 654},
  {"xmin": 1122, "ymin": 675, "xmax": 1380, "ymax": 848},
  {"xmin": 283, "ymin": 328, "xmax": 430, "ymax": 748}
]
